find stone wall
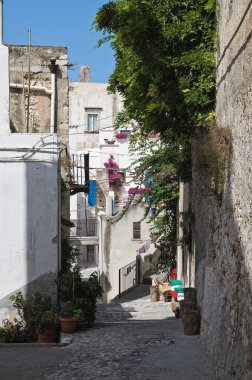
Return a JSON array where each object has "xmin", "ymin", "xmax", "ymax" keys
[
  {"xmin": 192, "ymin": 2, "xmax": 252, "ymax": 379},
  {"xmin": 9, "ymin": 45, "xmax": 69, "ymax": 143},
  {"xmin": 9, "ymin": 45, "xmax": 70, "ymax": 236}
]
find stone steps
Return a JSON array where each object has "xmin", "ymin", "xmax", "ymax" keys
[{"xmin": 96, "ymin": 299, "xmax": 173, "ymax": 323}]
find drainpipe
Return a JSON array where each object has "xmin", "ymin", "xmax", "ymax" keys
[
  {"xmin": 49, "ymin": 60, "xmax": 56, "ymax": 133},
  {"xmin": 10, "ymin": 83, "xmax": 52, "ymax": 95}
]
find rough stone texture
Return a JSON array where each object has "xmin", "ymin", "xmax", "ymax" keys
[
  {"xmin": 9, "ymin": 45, "xmax": 69, "ymax": 142},
  {"xmin": 96, "ymin": 169, "xmax": 109, "ymax": 210},
  {"xmin": 0, "ymin": 285, "xmax": 215, "ymax": 380},
  {"xmin": 9, "ymin": 45, "xmax": 70, "ymax": 237},
  {"xmin": 192, "ymin": 2, "xmax": 252, "ymax": 379}
]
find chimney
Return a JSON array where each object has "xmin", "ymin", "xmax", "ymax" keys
[
  {"xmin": 0, "ymin": 0, "xmax": 10, "ymax": 135},
  {"xmin": 80, "ymin": 65, "xmax": 90, "ymax": 83}
]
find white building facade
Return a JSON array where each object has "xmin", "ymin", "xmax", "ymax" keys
[
  {"xmin": 0, "ymin": 2, "xmax": 61, "ymax": 320},
  {"xmin": 69, "ymin": 67, "xmax": 156, "ymax": 301}
]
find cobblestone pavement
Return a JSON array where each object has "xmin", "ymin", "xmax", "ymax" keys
[{"xmin": 0, "ymin": 285, "xmax": 216, "ymax": 380}]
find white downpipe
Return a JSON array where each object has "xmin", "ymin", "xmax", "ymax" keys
[
  {"xmin": 50, "ymin": 72, "xmax": 56, "ymax": 134},
  {"xmin": 10, "ymin": 83, "xmax": 52, "ymax": 95},
  {"xmin": 0, "ymin": 0, "xmax": 3, "ymax": 45}
]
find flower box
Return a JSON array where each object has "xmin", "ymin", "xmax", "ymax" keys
[{"xmin": 115, "ymin": 133, "xmax": 128, "ymax": 139}]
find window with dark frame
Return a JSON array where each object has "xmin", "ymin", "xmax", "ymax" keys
[{"xmin": 133, "ymin": 222, "xmax": 141, "ymax": 239}]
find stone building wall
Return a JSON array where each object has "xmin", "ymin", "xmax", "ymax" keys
[
  {"xmin": 192, "ymin": 2, "xmax": 252, "ymax": 379},
  {"xmin": 9, "ymin": 45, "xmax": 69, "ymax": 144},
  {"xmin": 9, "ymin": 45, "xmax": 70, "ymax": 236}
]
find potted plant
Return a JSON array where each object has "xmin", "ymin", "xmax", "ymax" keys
[
  {"xmin": 2, "ymin": 291, "xmax": 59, "ymax": 343},
  {"xmin": 36, "ymin": 310, "xmax": 59, "ymax": 343},
  {"xmin": 60, "ymin": 313, "xmax": 77, "ymax": 333},
  {"xmin": 115, "ymin": 132, "xmax": 128, "ymax": 139},
  {"xmin": 59, "ymin": 300, "xmax": 79, "ymax": 333}
]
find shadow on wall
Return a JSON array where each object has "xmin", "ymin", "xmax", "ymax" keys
[
  {"xmin": 100, "ymin": 272, "xmax": 112, "ymax": 303},
  {"xmin": 194, "ymin": 170, "xmax": 252, "ymax": 380},
  {"xmin": 25, "ymin": 156, "xmax": 59, "ymax": 302},
  {"xmin": 0, "ymin": 137, "xmax": 59, "ymax": 322}
]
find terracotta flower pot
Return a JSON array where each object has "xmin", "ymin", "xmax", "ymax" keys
[
  {"xmin": 60, "ymin": 317, "xmax": 77, "ymax": 333},
  {"xmin": 37, "ymin": 328, "xmax": 57, "ymax": 343}
]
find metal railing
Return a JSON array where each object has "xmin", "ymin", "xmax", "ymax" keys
[
  {"xmin": 70, "ymin": 219, "xmax": 99, "ymax": 237},
  {"xmin": 70, "ymin": 154, "xmax": 87, "ymax": 186},
  {"xmin": 118, "ymin": 257, "xmax": 140, "ymax": 298}
]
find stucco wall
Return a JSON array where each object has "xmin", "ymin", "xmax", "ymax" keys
[
  {"xmin": 193, "ymin": 2, "xmax": 252, "ymax": 379},
  {"xmin": 69, "ymin": 82, "xmax": 123, "ymax": 151},
  {"xmin": 0, "ymin": 134, "xmax": 59, "ymax": 319},
  {"xmin": 99, "ymin": 204, "xmax": 151, "ymax": 302}
]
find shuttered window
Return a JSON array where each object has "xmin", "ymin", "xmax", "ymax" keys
[{"xmin": 133, "ymin": 222, "xmax": 141, "ymax": 239}]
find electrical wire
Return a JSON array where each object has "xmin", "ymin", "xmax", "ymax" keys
[
  {"xmin": 69, "ymin": 114, "xmax": 114, "ymax": 128},
  {"xmin": 69, "ymin": 124, "xmax": 117, "ymax": 135},
  {"xmin": 0, "ymin": 135, "xmax": 60, "ymax": 161},
  {"xmin": 10, "ymin": 111, "xmax": 119, "ymax": 135},
  {"xmin": 68, "ymin": 147, "xmax": 132, "ymax": 156}
]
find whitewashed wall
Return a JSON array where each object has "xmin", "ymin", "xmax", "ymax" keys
[
  {"xmin": 99, "ymin": 204, "xmax": 151, "ymax": 301},
  {"xmin": 0, "ymin": 134, "xmax": 59, "ymax": 318},
  {"xmin": 69, "ymin": 82, "xmax": 123, "ymax": 153}
]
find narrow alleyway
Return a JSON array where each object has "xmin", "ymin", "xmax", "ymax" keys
[{"xmin": 0, "ymin": 285, "xmax": 215, "ymax": 380}]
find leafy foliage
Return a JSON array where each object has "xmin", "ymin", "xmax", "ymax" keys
[
  {"xmin": 59, "ymin": 271, "xmax": 103, "ymax": 327},
  {"xmin": 95, "ymin": 0, "xmax": 216, "ymax": 271},
  {"xmin": 192, "ymin": 125, "xmax": 232, "ymax": 198},
  {"xmin": 95, "ymin": 0, "xmax": 216, "ymax": 139},
  {"xmin": 59, "ymin": 239, "xmax": 103, "ymax": 326},
  {"xmin": 3, "ymin": 292, "xmax": 57, "ymax": 342}
]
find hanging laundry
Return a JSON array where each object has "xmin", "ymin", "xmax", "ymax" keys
[
  {"xmin": 138, "ymin": 246, "xmax": 145, "ymax": 254},
  {"xmin": 88, "ymin": 180, "xmax": 97, "ymax": 207}
]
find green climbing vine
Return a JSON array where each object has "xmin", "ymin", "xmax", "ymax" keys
[{"xmin": 95, "ymin": 0, "xmax": 217, "ymax": 272}]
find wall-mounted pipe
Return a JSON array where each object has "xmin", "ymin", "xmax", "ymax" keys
[
  {"xmin": 49, "ymin": 60, "xmax": 56, "ymax": 134},
  {"xmin": 10, "ymin": 83, "xmax": 52, "ymax": 95},
  {"xmin": 10, "ymin": 59, "xmax": 56, "ymax": 133}
]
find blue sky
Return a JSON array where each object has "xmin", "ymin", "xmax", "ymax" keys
[{"xmin": 4, "ymin": 0, "xmax": 114, "ymax": 83}]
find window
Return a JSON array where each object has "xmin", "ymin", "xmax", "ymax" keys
[
  {"xmin": 88, "ymin": 114, "xmax": 98, "ymax": 132},
  {"xmin": 133, "ymin": 222, "xmax": 141, "ymax": 239}
]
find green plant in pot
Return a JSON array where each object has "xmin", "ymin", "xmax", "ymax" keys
[
  {"xmin": 59, "ymin": 303, "xmax": 77, "ymax": 333},
  {"xmin": 73, "ymin": 272, "xmax": 104, "ymax": 327},
  {"xmin": 72, "ymin": 297, "xmax": 96, "ymax": 328},
  {"xmin": 3, "ymin": 291, "xmax": 58, "ymax": 343},
  {"xmin": 35, "ymin": 310, "xmax": 59, "ymax": 343}
]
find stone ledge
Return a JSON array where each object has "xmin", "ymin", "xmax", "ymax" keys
[{"xmin": 0, "ymin": 334, "xmax": 73, "ymax": 347}]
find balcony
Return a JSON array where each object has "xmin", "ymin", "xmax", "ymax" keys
[{"xmin": 70, "ymin": 219, "xmax": 99, "ymax": 238}]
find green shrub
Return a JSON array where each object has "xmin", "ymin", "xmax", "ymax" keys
[{"xmin": 3, "ymin": 291, "xmax": 57, "ymax": 343}]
